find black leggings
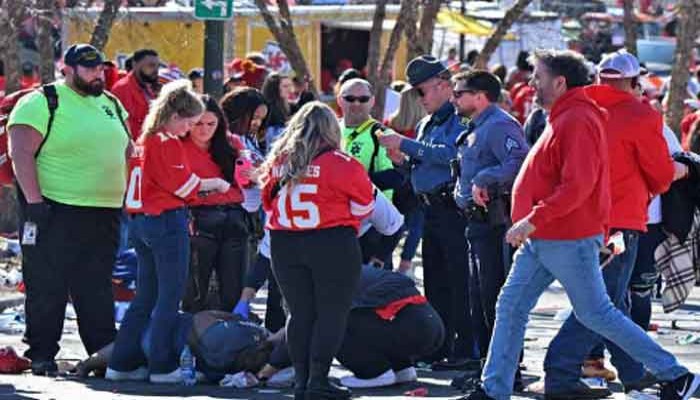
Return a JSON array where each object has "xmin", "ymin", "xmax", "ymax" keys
[
  {"xmin": 337, "ymin": 303, "xmax": 445, "ymax": 379},
  {"xmin": 270, "ymin": 226, "xmax": 362, "ymax": 389}
]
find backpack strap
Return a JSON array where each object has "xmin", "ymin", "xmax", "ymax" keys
[
  {"xmin": 102, "ymin": 91, "xmax": 131, "ymax": 139},
  {"xmin": 35, "ymin": 84, "xmax": 59, "ymax": 159},
  {"xmin": 368, "ymin": 122, "xmax": 384, "ymax": 174}
]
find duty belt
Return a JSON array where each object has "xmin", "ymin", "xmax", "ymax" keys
[{"xmin": 417, "ymin": 184, "xmax": 455, "ymax": 208}]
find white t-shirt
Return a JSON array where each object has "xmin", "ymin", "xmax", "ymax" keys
[{"xmin": 647, "ymin": 124, "xmax": 682, "ymax": 224}]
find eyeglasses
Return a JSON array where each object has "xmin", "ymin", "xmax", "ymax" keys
[
  {"xmin": 342, "ymin": 95, "xmax": 371, "ymax": 104},
  {"xmin": 416, "ymin": 80, "xmax": 447, "ymax": 97},
  {"xmin": 452, "ymin": 89, "xmax": 477, "ymax": 99}
]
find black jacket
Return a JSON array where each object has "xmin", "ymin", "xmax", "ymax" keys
[
  {"xmin": 661, "ymin": 152, "xmax": 700, "ymax": 243},
  {"xmin": 351, "ymin": 265, "xmax": 420, "ymax": 309}
]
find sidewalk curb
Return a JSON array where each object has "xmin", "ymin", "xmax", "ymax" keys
[{"xmin": 0, "ymin": 294, "xmax": 24, "ymax": 312}]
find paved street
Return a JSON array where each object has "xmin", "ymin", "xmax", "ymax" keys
[{"xmin": 1, "ymin": 261, "xmax": 700, "ymax": 400}]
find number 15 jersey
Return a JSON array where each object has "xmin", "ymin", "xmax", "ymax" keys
[{"xmin": 262, "ymin": 150, "xmax": 375, "ymax": 233}]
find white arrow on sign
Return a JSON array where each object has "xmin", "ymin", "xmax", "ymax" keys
[{"xmin": 201, "ymin": 0, "xmax": 227, "ymax": 13}]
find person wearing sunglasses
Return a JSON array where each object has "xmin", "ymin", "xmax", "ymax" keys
[
  {"xmin": 450, "ymin": 70, "xmax": 528, "ymax": 386},
  {"xmin": 378, "ymin": 55, "xmax": 477, "ymax": 371}
]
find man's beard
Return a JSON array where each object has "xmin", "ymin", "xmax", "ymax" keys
[
  {"xmin": 74, "ymin": 74, "xmax": 105, "ymax": 96},
  {"xmin": 138, "ymin": 69, "xmax": 159, "ymax": 84},
  {"xmin": 457, "ymin": 104, "xmax": 476, "ymax": 118}
]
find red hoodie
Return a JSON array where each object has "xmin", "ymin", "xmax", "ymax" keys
[
  {"xmin": 110, "ymin": 72, "xmax": 156, "ymax": 141},
  {"xmin": 585, "ymin": 85, "xmax": 674, "ymax": 231},
  {"xmin": 512, "ymin": 87, "xmax": 610, "ymax": 240}
]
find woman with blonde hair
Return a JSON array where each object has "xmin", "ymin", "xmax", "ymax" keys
[
  {"xmin": 386, "ymin": 85, "xmax": 426, "ymax": 139},
  {"xmin": 261, "ymin": 101, "xmax": 374, "ymax": 400},
  {"xmin": 108, "ymin": 80, "xmax": 230, "ymax": 384}
]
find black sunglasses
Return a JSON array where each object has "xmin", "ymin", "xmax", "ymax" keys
[
  {"xmin": 452, "ymin": 89, "xmax": 477, "ymax": 99},
  {"xmin": 342, "ymin": 95, "xmax": 371, "ymax": 104}
]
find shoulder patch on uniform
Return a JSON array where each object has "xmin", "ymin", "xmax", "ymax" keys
[
  {"xmin": 459, "ymin": 116, "xmax": 471, "ymax": 127},
  {"xmin": 505, "ymin": 136, "xmax": 521, "ymax": 154}
]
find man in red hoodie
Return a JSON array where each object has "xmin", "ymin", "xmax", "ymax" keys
[
  {"xmin": 460, "ymin": 49, "xmax": 699, "ymax": 400},
  {"xmin": 110, "ymin": 49, "xmax": 160, "ymax": 140},
  {"xmin": 543, "ymin": 50, "xmax": 689, "ymax": 399}
]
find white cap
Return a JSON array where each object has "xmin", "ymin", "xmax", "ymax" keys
[{"xmin": 597, "ymin": 49, "xmax": 646, "ymax": 79}]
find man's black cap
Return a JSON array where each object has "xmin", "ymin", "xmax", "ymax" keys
[
  {"xmin": 64, "ymin": 44, "xmax": 104, "ymax": 68},
  {"xmin": 406, "ymin": 55, "xmax": 448, "ymax": 86}
]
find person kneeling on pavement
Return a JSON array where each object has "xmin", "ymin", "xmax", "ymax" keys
[
  {"xmin": 79, "ymin": 310, "xmax": 291, "ymax": 385},
  {"xmin": 337, "ymin": 264, "xmax": 445, "ymax": 389}
]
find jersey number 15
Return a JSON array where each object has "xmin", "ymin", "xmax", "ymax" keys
[{"xmin": 277, "ymin": 184, "xmax": 320, "ymax": 229}]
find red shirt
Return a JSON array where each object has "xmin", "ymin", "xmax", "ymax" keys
[
  {"xmin": 681, "ymin": 111, "xmax": 700, "ymax": 150},
  {"xmin": 262, "ymin": 150, "xmax": 374, "ymax": 232},
  {"xmin": 110, "ymin": 72, "xmax": 155, "ymax": 140},
  {"xmin": 512, "ymin": 87, "xmax": 610, "ymax": 240},
  {"xmin": 585, "ymin": 85, "xmax": 674, "ymax": 231},
  {"xmin": 182, "ymin": 138, "xmax": 243, "ymax": 207},
  {"xmin": 510, "ymin": 83, "xmax": 536, "ymax": 124},
  {"xmin": 125, "ymin": 131, "xmax": 201, "ymax": 215}
]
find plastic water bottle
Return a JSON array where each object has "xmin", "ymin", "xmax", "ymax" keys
[{"xmin": 180, "ymin": 345, "xmax": 197, "ymax": 386}]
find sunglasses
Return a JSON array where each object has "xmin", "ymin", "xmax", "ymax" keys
[
  {"xmin": 452, "ymin": 89, "xmax": 477, "ymax": 99},
  {"xmin": 342, "ymin": 95, "xmax": 371, "ymax": 104}
]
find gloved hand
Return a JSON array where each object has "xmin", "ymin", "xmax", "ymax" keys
[
  {"xmin": 25, "ymin": 202, "xmax": 50, "ymax": 227},
  {"xmin": 232, "ymin": 300, "xmax": 250, "ymax": 319}
]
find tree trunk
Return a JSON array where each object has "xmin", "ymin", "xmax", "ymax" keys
[
  {"xmin": 622, "ymin": 0, "xmax": 638, "ymax": 55},
  {"xmin": 90, "ymin": 0, "xmax": 121, "ymax": 51},
  {"xmin": 665, "ymin": 0, "xmax": 700, "ymax": 135},
  {"xmin": 416, "ymin": 0, "xmax": 441, "ymax": 57},
  {"xmin": 37, "ymin": 0, "xmax": 56, "ymax": 83},
  {"xmin": 403, "ymin": 0, "xmax": 420, "ymax": 61},
  {"xmin": 474, "ymin": 0, "xmax": 533, "ymax": 69},
  {"xmin": 372, "ymin": 0, "xmax": 414, "ymax": 118},
  {"xmin": 1, "ymin": 0, "xmax": 26, "ymax": 95},
  {"xmin": 253, "ymin": 0, "xmax": 318, "ymax": 97},
  {"xmin": 367, "ymin": 0, "xmax": 389, "ymax": 90}
]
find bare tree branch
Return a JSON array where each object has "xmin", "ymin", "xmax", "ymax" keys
[
  {"xmin": 90, "ymin": 0, "xmax": 121, "ymax": 51},
  {"xmin": 403, "ymin": 0, "xmax": 420, "ymax": 61},
  {"xmin": 622, "ymin": 0, "xmax": 638, "ymax": 55},
  {"xmin": 665, "ymin": 0, "xmax": 700, "ymax": 135},
  {"xmin": 253, "ymin": 0, "xmax": 318, "ymax": 96},
  {"xmin": 474, "ymin": 0, "xmax": 533, "ymax": 69},
  {"xmin": 416, "ymin": 0, "xmax": 441, "ymax": 56},
  {"xmin": 1, "ymin": 0, "xmax": 27, "ymax": 94},
  {"xmin": 367, "ymin": 0, "xmax": 389, "ymax": 91}
]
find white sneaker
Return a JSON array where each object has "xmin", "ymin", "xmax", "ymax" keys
[
  {"xmin": 150, "ymin": 368, "xmax": 183, "ymax": 384},
  {"xmin": 626, "ymin": 390, "xmax": 658, "ymax": 400},
  {"xmin": 340, "ymin": 369, "xmax": 396, "ymax": 388},
  {"xmin": 105, "ymin": 367, "xmax": 148, "ymax": 381},
  {"xmin": 394, "ymin": 366, "xmax": 417, "ymax": 383}
]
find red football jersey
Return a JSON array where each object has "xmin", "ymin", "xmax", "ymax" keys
[
  {"xmin": 511, "ymin": 83, "xmax": 536, "ymax": 124},
  {"xmin": 182, "ymin": 138, "xmax": 243, "ymax": 207},
  {"xmin": 262, "ymin": 150, "xmax": 374, "ymax": 232},
  {"xmin": 124, "ymin": 131, "xmax": 201, "ymax": 215}
]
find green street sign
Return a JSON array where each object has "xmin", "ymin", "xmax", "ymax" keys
[{"xmin": 194, "ymin": 0, "xmax": 234, "ymax": 20}]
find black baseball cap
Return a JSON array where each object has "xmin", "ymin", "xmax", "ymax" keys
[
  {"xmin": 63, "ymin": 44, "xmax": 104, "ymax": 68},
  {"xmin": 406, "ymin": 55, "xmax": 448, "ymax": 86}
]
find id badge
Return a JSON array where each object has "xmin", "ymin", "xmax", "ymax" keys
[{"xmin": 22, "ymin": 221, "xmax": 37, "ymax": 246}]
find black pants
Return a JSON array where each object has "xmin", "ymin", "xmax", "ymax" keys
[
  {"xmin": 337, "ymin": 303, "xmax": 445, "ymax": 378},
  {"xmin": 466, "ymin": 221, "xmax": 508, "ymax": 357},
  {"xmin": 270, "ymin": 226, "xmax": 362, "ymax": 389},
  {"xmin": 422, "ymin": 202, "xmax": 474, "ymax": 360},
  {"xmin": 183, "ymin": 205, "xmax": 250, "ymax": 313},
  {"xmin": 18, "ymin": 199, "xmax": 119, "ymax": 361}
]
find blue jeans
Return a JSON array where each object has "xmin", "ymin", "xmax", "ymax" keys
[
  {"xmin": 108, "ymin": 208, "xmax": 190, "ymax": 374},
  {"xmin": 545, "ymin": 230, "xmax": 645, "ymax": 391},
  {"xmin": 400, "ymin": 206, "xmax": 425, "ymax": 262},
  {"xmin": 482, "ymin": 235, "xmax": 687, "ymax": 400}
]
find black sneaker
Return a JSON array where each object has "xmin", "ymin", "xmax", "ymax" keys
[
  {"xmin": 451, "ymin": 370, "xmax": 482, "ymax": 391},
  {"xmin": 660, "ymin": 373, "xmax": 700, "ymax": 400},
  {"xmin": 625, "ymin": 371, "xmax": 659, "ymax": 393},
  {"xmin": 432, "ymin": 357, "xmax": 483, "ymax": 371},
  {"xmin": 544, "ymin": 380, "xmax": 612, "ymax": 400},
  {"xmin": 459, "ymin": 386, "xmax": 495, "ymax": 400},
  {"xmin": 31, "ymin": 360, "xmax": 58, "ymax": 377}
]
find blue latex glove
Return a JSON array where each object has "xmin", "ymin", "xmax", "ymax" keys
[{"xmin": 232, "ymin": 300, "xmax": 250, "ymax": 319}]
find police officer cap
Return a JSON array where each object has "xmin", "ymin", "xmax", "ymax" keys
[{"xmin": 406, "ymin": 55, "xmax": 448, "ymax": 86}]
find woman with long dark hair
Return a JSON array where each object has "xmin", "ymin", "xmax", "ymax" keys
[
  {"xmin": 108, "ymin": 81, "xmax": 230, "ymax": 383},
  {"xmin": 181, "ymin": 95, "xmax": 251, "ymax": 313},
  {"xmin": 262, "ymin": 72, "xmax": 315, "ymax": 146},
  {"xmin": 261, "ymin": 101, "xmax": 375, "ymax": 400}
]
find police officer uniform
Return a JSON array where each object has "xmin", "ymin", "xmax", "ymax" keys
[
  {"xmin": 453, "ymin": 81, "xmax": 528, "ymax": 358},
  {"xmin": 399, "ymin": 56, "xmax": 475, "ymax": 366}
]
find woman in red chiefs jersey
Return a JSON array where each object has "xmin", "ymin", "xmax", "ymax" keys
[
  {"xmin": 108, "ymin": 81, "xmax": 230, "ymax": 384},
  {"xmin": 181, "ymin": 95, "xmax": 251, "ymax": 313},
  {"xmin": 260, "ymin": 101, "xmax": 375, "ymax": 400}
]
